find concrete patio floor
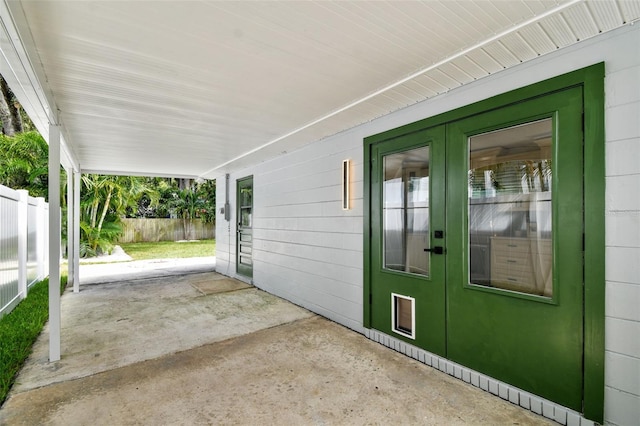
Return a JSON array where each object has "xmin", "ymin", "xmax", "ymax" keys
[{"xmin": 0, "ymin": 259, "xmax": 552, "ymax": 425}]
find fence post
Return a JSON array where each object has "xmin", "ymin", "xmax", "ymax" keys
[
  {"xmin": 36, "ymin": 196, "xmax": 46, "ymax": 281},
  {"xmin": 17, "ymin": 190, "xmax": 28, "ymax": 299},
  {"xmin": 45, "ymin": 203, "xmax": 50, "ymax": 277}
]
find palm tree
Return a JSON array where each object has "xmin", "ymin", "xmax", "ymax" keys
[
  {"xmin": 168, "ymin": 187, "xmax": 205, "ymax": 240},
  {"xmin": 80, "ymin": 175, "xmax": 158, "ymax": 255},
  {"xmin": 0, "ymin": 131, "xmax": 51, "ymax": 198}
]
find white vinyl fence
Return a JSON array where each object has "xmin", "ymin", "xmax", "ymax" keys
[{"xmin": 0, "ymin": 184, "xmax": 49, "ymax": 318}]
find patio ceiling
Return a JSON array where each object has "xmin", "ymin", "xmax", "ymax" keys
[{"xmin": 2, "ymin": 1, "xmax": 639, "ymax": 180}]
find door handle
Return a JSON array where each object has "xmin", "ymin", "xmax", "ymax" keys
[{"xmin": 424, "ymin": 246, "xmax": 445, "ymax": 255}]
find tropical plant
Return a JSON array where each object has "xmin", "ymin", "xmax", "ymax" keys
[
  {"xmin": 80, "ymin": 175, "xmax": 158, "ymax": 255},
  {"xmin": 143, "ymin": 178, "xmax": 215, "ymax": 221},
  {"xmin": 168, "ymin": 187, "xmax": 205, "ymax": 240},
  {"xmin": 196, "ymin": 179, "xmax": 216, "ymax": 223},
  {"xmin": 0, "ymin": 125, "xmax": 70, "ymax": 254},
  {"xmin": 0, "ymin": 131, "xmax": 51, "ymax": 198}
]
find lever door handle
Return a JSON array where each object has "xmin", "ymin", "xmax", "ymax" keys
[{"xmin": 424, "ymin": 246, "xmax": 445, "ymax": 255}]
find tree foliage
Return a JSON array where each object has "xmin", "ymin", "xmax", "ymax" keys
[
  {"xmin": 79, "ymin": 176, "xmax": 216, "ymax": 255},
  {"xmin": 0, "ymin": 131, "xmax": 51, "ymax": 198},
  {"xmin": 80, "ymin": 175, "xmax": 160, "ymax": 256},
  {"xmin": 133, "ymin": 178, "xmax": 215, "ymax": 240}
]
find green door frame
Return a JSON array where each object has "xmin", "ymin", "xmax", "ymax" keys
[
  {"xmin": 236, "ymin": 175, "xmax": 254, "ymax": 279},
  {"xmin": 363, "ymin": 63, "xmax": 604, "ymax": 422}
]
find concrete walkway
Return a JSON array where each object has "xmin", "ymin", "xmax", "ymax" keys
[{"xmin": 0, "ymin": 259, "xmax": 552, "ymax": 425}]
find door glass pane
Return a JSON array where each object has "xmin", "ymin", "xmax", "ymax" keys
[
  {"xmin": 239, "ymin": 181, "xmax": 252, "ymax": 228},
  {"xmin": 468, "ymin": 119, "xmax": 553, "ymax": 297},
  {"xmin": 240, "ymin": 207, "xmax": 252, "ymax": 228},
  {"xmin": 383, "ymin": 146, "xmax": 430, "ymax": 276},
  {"xmin": 237, "ymin": 177, "xmax": 253, "ymax": 278},
  {"xmin": 239, "ymin": 186, "xmax": 252, "ymax": 208}
]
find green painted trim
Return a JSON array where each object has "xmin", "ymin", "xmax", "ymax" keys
[
  {"xmin": 582, "ymin": 62, "xmax": 605, "ymax": 424},
  {"xmin": 458, "ymin": 110, "xmax": 560, "ymax": 307},
  {"xmin": 236, "ymin": 175, "xmax": 254, "ymax": 279},
  {"xmin": 363, "ymin": 63, "xmax": 605, "ymax": 422},
  {"xmin": 363, "ymin": 139, "xmax": 372, "ymax": 328}
]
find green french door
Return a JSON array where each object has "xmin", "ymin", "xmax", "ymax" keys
[
  {"xmin": 368, "ymin": 87, "xmax": 584, "ymax": 411},
  {"xmin": 370, "ymin": 126, "xmax": 447, "ymax": 356},
  {"xmin": 236, "ymin": 176, "xmax": 253, "ymax": 278}
]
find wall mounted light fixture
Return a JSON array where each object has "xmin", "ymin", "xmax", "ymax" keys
[{"xmin": 342, "ymin": 159, "xmax": 350, "ymax": 210}]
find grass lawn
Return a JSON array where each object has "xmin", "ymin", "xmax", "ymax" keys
[
  {"xmin": 119, "ymin": 239, "xmax": 216, "ymax": 261},
  {"xmin": 0, "ymin": 275, "xmax": 67, "ymax": 406}
]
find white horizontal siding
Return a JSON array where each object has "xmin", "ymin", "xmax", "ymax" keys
[
  {"xmin": 605, "ymin": 246, "xmax": 640, "ymax": 285},
  {"xmin": 254, "ymin": 240, "xmax": 361, "ymax": 274},
  {"xmin": 600, "ymin": 25, "xmax": 640, "ymax": 426},
  {"xmin": 606, "ymin": 282, "xmax": 640, "ymax": 322},
  {"xmin": 605, "ymin": 212, "xmax": 640, "ymax": 248},
  {"xmin": 217, "ymin": 118, "xmax": 366, "ymax": 328},
  {"xmin": 605, "ymin": 138, "xmax": 640, "ymax": 178},
  {"xmin": 213, "ymin": 178, "xmax": 241, "ymax": 281},
  {"xmin": 257, "ymin": 229, "xmax": 362, "ymax": 251},
  {"xmin": 604, "ymin": 387, "xmax": 640, "ymax": 426},
  {"xmin": 606, "ymin": 317, "xmax": 640, "ymax": 359},
  {"xmin": 216, "ymin": 24, "xmax": 640, "ymax": 424},
  {"xmin": 605, "ymin": 351, "xmax": 640, "ymax": 396},
  {"xmin": 255, "ymin": 262, "xmax": 363, "ymax": 332},
  {"xmin": 605, "ymin": 102, "xmax": 640, "ymax": 142}
]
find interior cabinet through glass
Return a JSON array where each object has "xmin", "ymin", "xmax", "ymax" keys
[{"xmin": 468, "ymin": 118, "xmax": 553, "ymax": 297}]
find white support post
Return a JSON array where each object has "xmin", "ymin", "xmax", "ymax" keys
[
  {"xmin": 73, "ymin": 171, "xmax": 80, "ymax": 293},
  {"xmin": 66, "ymin": 170, "xmax": 74, "ymax": 291},
  {"xmin": 17, "ymin": 189, "xmax": 28, "ymax": 299},
  {"xmin": 48, "ymin": 124, "xmax": 61, "ymax": 362},
  {"xmin": 36, "ymin": 197, "xmax": 46, "ymax": 281}
]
